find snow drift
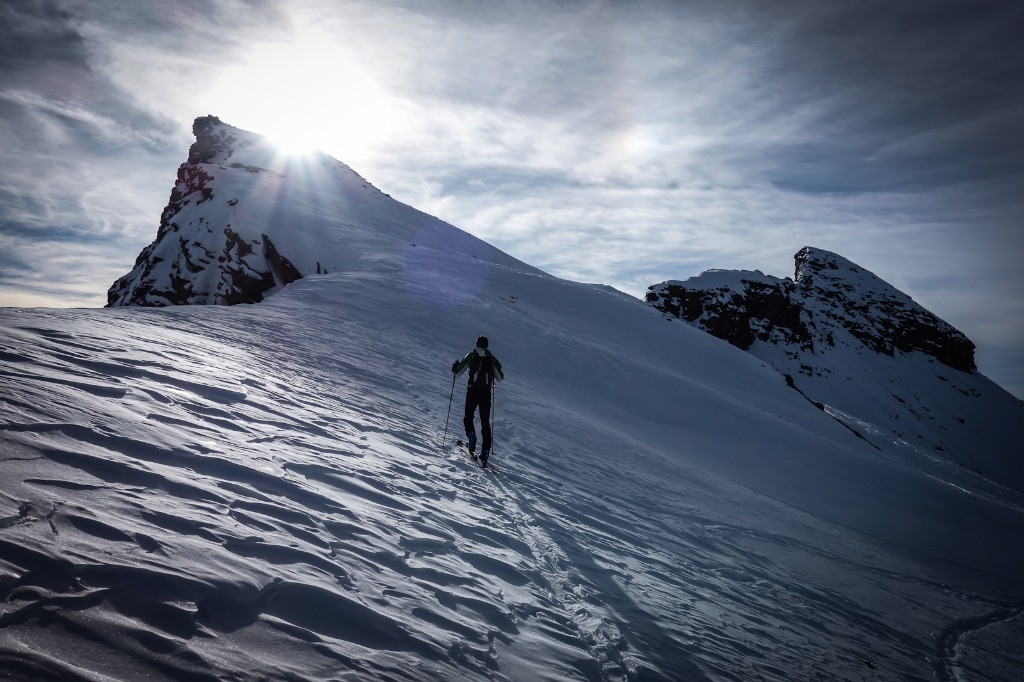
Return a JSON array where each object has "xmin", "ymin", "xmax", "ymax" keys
[{"xmin": 2, "ymin": 117, "xmax": 1023, "ymax": 681}]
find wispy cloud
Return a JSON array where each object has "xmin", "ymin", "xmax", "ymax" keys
[
  {"xmin": 1, "ymin": 0, "xmax": 1021, "ymax": 395},
  {"xmin": 0, "ymin": 233, "xmax": 127, "ymax": 307}
]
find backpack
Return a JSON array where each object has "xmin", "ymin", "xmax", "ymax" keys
[{"xmin": 468, "ymin": 352, "xmax": 494, "ymax": 388}]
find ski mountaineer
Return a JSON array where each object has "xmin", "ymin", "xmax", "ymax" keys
[{"xmin": 451, "ymin": 336, "xmax": 504, "ymax": 466}]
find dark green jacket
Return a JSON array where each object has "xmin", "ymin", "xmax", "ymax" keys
[{"xmin": 452, "ymin": 347, "xmax": 504, "ymax": 386}]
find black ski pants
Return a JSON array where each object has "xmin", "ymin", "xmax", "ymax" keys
[{"xmin": 463, "ymin": 384, "xmax": 492, "ymax": 452}]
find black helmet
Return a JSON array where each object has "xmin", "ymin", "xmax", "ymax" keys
[{"xmin": 475, "ymin": 335, "xmax": 488, "ymax": 349}]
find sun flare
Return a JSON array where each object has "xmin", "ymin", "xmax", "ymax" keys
[{"xmin": 206, "ymin": 24, "xmax": 405, "ymax": 161}]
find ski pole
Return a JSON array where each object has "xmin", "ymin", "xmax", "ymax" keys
[
  {"xmin": 442, "ymin": 373, "xmax": 456, "ymax": 451},
  {"xmin": 490, "ymin": 383, "xmax": 496, "ymax": 456}
]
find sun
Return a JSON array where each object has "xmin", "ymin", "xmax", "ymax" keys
[
  {"xmin": 205, "ymin": 24, "xmax": 407, "ymax": 161},
  {"xmin": 262, "ymin": 126, "xmax": 320, "ymax": 158}
]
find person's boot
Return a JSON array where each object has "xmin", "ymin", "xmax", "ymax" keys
[
  {"xmin": 479, "ymin": 450, "xmax": 489, "ymax": 467},
  {"xmin": 466, "ymin": 433, "xmax": 476, "ymax": 454}
]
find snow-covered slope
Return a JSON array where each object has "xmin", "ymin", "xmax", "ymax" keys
[
  {"xmin": 3, "ymin": 120, "xmax": 1024, "ymax": 681},
  {"xmin": 107, "ymin": 116, "xmax": 535, "ymax": 306},
  {"xmin": 647, "ymin": 248, "xmax": 1024, "ymax": 494}
]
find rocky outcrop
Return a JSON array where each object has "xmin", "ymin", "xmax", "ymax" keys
[
  {"xmin": 790, "ymin": 247, "xmax": 975, "ymax": 371},
  {"xmin": 188, "ymin": 115, "xmax": 238, "ymax": 164},
  {"xmin": 106, "ymin": 116, "xmax": 303, "ymax": 307},
  {"xmin": 648, "ymin": 272, "xmax": 812, "ymax": 354},
  {"xmin": 646, "ymin": 247, "xmax": 988, "ymax": 465},
  {"xmin": 647, "ymin": 247, "xmax": 975, "ymax": 372}
]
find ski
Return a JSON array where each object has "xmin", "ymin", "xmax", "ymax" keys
[
  {"xmin": 455, "ymin": 439, "xmax": 477, "ymax": 460},
  {"xmin": 455, "ymin": 440, "xmax": 489, "ymax": 469}
]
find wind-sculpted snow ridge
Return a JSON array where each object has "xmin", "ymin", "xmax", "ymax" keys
[
  {"xmin": 647, "ymin": 247, "xmax": 1024, "ymax": 493},
  {"xmin": 3, "ymin": 242, "xmax": 1024, "ymax": 680}
]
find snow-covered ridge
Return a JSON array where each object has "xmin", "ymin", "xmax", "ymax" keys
[
  {"xmin": 107, "ymin": 116, "xmax": 535, "ymax": 307},
  {"xmin": 647, "ymin": 247, "xmax": 1021, "ymax": 491},
  {"xmin": 648, "ymin": 247, "xmax": 974, "ymax": 371}
]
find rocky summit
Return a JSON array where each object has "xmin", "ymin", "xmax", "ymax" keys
[
  {"xmin": 647, "ymin": 246, "xmax": 975, "ymax": 371},
  {"xmin": 107, "ymin": 116, "xmax": 523, "ymax": 308},
  {"xmin": 107, "ymin": 118, "xmax": 333, "ymax": 306},
  {"xmin": 645, "ymin": 247, "xmax": 1024, "ymax": 486},
  {"xmin": 107, "ymin": 117, "xmax": 307, "ymax": 306}
]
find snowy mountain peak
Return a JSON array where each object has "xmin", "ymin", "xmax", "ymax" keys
[
  {"xmin": 107, "ymin": 115, "xmax": 529, "ymax": 308},
  {"xmin": 187, "ymin": 114, "xmax": 240, "ymax": 164},
  {"xmin": 648, "ymin": 246, "xmax": 975, "ymax": 371},
  {"xmin": 791, "ymin": 246, "xmax": 976, "ymax": 371},
  {"xmin": 793, "ymin": 245, "xmax": 860, "ymax": 283},
  {"xmin": 645, "ymin": 247, "xmax": 1024, "ymax": 488}
]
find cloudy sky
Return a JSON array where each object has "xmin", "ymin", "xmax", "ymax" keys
[{"xmin": 2, "ymin": 0, "xmax": 1022, "ymax": 396}]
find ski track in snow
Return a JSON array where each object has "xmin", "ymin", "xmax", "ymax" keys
[
  {"xmin": 936, "ymin": 604, "xmax": 1024, "ymax": 682},
  {"xmin": 0, "ymin": 307, "xmax": 635, "ymax": 680},
  {"xmin": 467, "ymin": 452, "xmax": 655, "ymax": 681},
  {"xmin": 3, "ymin": 264, "xmax": 1024, "ymax": 681}
]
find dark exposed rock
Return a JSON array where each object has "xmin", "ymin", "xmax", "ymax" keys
[
  {"xmin": 648, "ymin": 277, "xmax": 810, "ymax": 352},
  {"xmin": 655, "ymin": 249, "xmax": 1024, "ymax": 490},
  {"xmin": 791, "ymin": 247, "xmax": 975, "ymax": 371},
  {"xmin": 263, "ymin": 234, "xmax": 302, "ymax": 288},
  {"xmin": 188, "ymin": 115, "xmax": 236, "ymax": 164},
  {"xmin": 648, "ymin": 247, "xmax": 975, "ymax": 372},
  {"xmin": 106, "ymin": 116, "xmax": 304, "ymax": 307}
]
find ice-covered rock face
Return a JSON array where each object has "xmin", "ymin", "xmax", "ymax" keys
[{"xmin": 646, "ymin": 247, "xmax": 976, "ymax": 372}]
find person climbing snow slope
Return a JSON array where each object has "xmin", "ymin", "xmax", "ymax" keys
[{"xmin": 451, "ymin": 336, "xmax": 504, "ymax": 466}]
